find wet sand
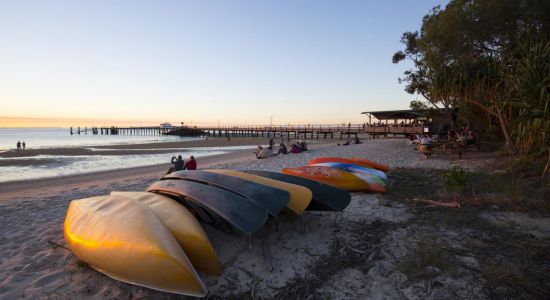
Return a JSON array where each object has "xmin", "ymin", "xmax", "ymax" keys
[
  {"xmin": 0, "ymin": 141, "xmax": 333, "ymax": 202},
  {"xmin": 0, "ymin": 136, "xmax": 284, "ymax": 158}
]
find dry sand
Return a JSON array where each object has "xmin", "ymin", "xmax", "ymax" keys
[{"xmin": 0, "ymin": 138, "xmax": 547, "ymax": 299}]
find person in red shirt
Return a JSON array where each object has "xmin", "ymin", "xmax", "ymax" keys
[{"xmin": 184, "ymin": 155, "xmax": 197, "ymax": 170}]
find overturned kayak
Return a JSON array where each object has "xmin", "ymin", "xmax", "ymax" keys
[
  {"xmin": 205, "ymin": 169, "xmax": 312, "ymax": 215},
  {"xmin": 64, "ymin": 195, "xmax": 206, "ymax": 296},
  {"xmin": 242, "ymin": 170, "xmax": 351, "ymax": 211},
  {"xmin": 308, "ymin": 157, "xmax": 390, "ymax": 173},
  {"xmin": 110, "ymin": 191, "xmax": 221, "ymax": 275},
  {"xmin": 147, "ymin": 179, "xmax": 269, "ymax": 235},
  {"xmin": 163, "ymin": 170, "xmax": 290, "ymax": 216},
  {"xmin": 282, "ymin": 166, "xmax": 371, "ymax": 192},
  {"xmin": 309, "ymin": 162, "xmax": 388, "ymax": 182}
]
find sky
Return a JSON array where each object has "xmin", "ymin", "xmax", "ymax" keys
[{"xmin": 0, "ymin": 0, "xmax": 448, "ymax": 127}]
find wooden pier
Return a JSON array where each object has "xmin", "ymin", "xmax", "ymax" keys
[
  {"xmin": 199, "ymin": 124, "xmax": 424, "ymax": 140},
  {"xmin": 70, "ymin": 124, "xmax": 424, "ymax": 139},
  {"xmin": 70, "ymin": 126, "xmax": 163, "ymax": 135}
]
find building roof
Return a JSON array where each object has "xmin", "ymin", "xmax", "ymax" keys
[{"xmin": 361, "ymin": 109, "xmax": 427, "ymax": 120}]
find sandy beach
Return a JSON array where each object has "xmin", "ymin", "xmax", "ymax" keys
[{"xmin": 0, "ymin": 138, "xmax": 548, "ymax": 299}]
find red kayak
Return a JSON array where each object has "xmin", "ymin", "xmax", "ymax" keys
[
  {"xmin": 282, "ymin": 166, "xmax": 371, "ymax": 192},
  {"xmin": 308, "ymin": 157, "xmax": 390, "ymax": 173}
]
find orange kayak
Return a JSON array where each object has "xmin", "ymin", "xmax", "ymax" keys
[
  {"xmin": 282, "ymin": 166, "xmax": 370, "ymax": 192},
  {"xmin": 308, "ymin": 157, "xmax": 390, "ymax": 173}
]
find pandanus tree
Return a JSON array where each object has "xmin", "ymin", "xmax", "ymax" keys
[{"xmin": 393, "ymin": 0, "xmax": 550, "ymax": 179}]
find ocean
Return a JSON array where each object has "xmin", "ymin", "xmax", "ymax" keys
[
  {"xmin": 0, "ymin": 128, "xmax": 253, "ymax": 182},
  {"xmin": 0, "ymin": 127, "xmax": 187, "ymax": 151}
]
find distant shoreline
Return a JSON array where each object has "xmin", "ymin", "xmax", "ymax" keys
[
  {"xmin": 0, "ymin": 136, "xmax": 279, "ymax": 158},
  {"xmin": 0, "ymin": 149, "xmax": 254, "ymax": 201},
  {"xmin": 0, "ymin": 141, "xmax": 334, "ymax": 202},
  {"xmin": 0, "ymin": 135, "xmax": 337, "ymax": 159}
]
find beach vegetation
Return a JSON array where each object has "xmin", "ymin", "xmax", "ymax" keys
[
  {"xmin": 393, "ymin": 0, "xmax": 550, "ymax": 181},
  {"xmin": 445, "ymin": 166, "xmax": 468, "ymax": 190},
  {"xmin": 398, "ymin": 238, "xmax": 450, "ymax": 281}
]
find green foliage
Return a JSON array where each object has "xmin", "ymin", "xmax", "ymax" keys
[
  {"xmin": 398, "ymin": 239, "xmax": 449, "ymax": 281},
  {"xmin": 409, "ymin": 100, "xmax": 429, "ymax": 111},
  {"xmin": 445, "ymin": 166, "xmax": 468, "ymax": 190},
  {"xmin": 394, "ymin": 0, "xmax": 550, "ymax": 175},
  {"xmin": 505, "ymin": 39, "xmax": 550, "ymax": 156}
]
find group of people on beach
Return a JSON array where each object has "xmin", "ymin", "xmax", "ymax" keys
[
  {"xmin": 448, "ymin": 128, "xmax": 477, "ymax": 147},
  {"xmin": 410, "ymin": 127, "xmax": 479, "ymax": 158},
  {"xmin": 254, "ymin": 138, "xmax": 308, "ymax": 159},
  {"xmin": 16, "ymin": 141, "xmax": 26, "ymax": 150},
  {"xmin": 166, "ymin": 155, "xmax": 197, "ymax": 174},
  {"xmin": 337, "ymin": 136, "xmax": 362, "ymax": 146}
]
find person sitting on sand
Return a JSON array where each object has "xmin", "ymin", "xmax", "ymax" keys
[
  {"xmin": 276, "ymin": 143, "xmax": 288, "ymax": 155},
  {"xmin": 184, "ymin": 155, "xmax": 197, "ymax": 170},
  {"xmin": 298, "ymin": 140, "xmax": 308, "ymax": 152},
  {"xmin": 254, "ymin": 145, "xmax": 274, "ymax": 159},
  {"xmin": 167, "ymin": 155, "xmax": 185, "ymax": 174},
  {"xmin": 353, "ymin": 136, "xmax": 362, "ymax": 144},
  {"xmin": 418, "ymin": 135, "xmax": 433, "ymax": 158},
  {"xmin": 420, "ymin": 134, "xmax": 432, "ymax": 145},
  {"xmin": 339, "ymin": 139, "xmax": 350, "ymax": 146},
  {"xmin": 290, "ymin": 144, "xmax": 301, "ymax": 153},
  {"xmin": 254, "ymin": 145, "xmax": 263, "ymax": 156}
]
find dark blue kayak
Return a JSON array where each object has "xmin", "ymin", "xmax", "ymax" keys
[
  {"xmin": 242, "ymin": 170, "xmax": 351, "ymax": 211},
  {"xmin": 146, "ymin": 179, "xmax": 269, "ymax": 235},
  {"xmin": 164, "ymin": 170, "xmax": 289, "ymax": 216}
]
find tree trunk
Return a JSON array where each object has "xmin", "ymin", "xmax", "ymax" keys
[
  {"xmin": 495, "ymin": 105, "xmax": 512, "ymax": 150},
  {"xmin": 464, "ymin": 97, "xmax": 512, "ymax": 150}
]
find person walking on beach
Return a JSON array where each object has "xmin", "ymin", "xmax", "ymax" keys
[
  {"xmin": 184, "ymin": 155, "xmax": 197, "ymax": 170},
  {"xmin": 22, "ymin": 141, "xmax": 26, "ymax": 149},
  {"xmin": 16, "ymin": 141, "xmax": 21, "ymax": 150}
]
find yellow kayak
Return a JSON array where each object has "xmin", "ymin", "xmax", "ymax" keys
[
  {"xmin": 110, "ymin": 191, "xmax": 221, "ymax": 275},
  {"xmin": 64, "ymin": 195, "xmax": 206, "ymax": 296},
  {"xmin": 206, "ymin": 169, "xmax": 312, "ymax": 214}
]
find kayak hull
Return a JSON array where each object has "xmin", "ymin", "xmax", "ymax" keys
[
  {"xmin": 110, "ymin": 191, "xmax": 221, "ymax": 275},
  {"xmin": 146, "ymin": 179, "xmax": 269, "ymax": 235},
  {"xmin": 282, "ymin": 166, "xmax": 370, "ymax": 192},
  {"xmin": 64, "ymin": 195, "xmax": 206, "ymax": 296},
  {"xmin": 205, "ymin": 169, "xmax": 312, "ymax": 215},
  {"xmin": 242, "ymin": 170, "xmax": 351, "ymax": 211},
  {"xmin": 163, "ymin": 170, "xmax": 290, "ymax": 216},
  {"xmin": 308, "ymin": 157, "xmax": 390, "ymax": 172}
]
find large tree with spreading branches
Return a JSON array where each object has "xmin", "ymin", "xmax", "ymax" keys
[{"xmin": 393, "ymin": 0, "xmax": 550, "ymax": 171}]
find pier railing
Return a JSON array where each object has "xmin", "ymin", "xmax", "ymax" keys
[{"xmin": 69, "ymin": 124, "xmax": 424, "ymax": 139}]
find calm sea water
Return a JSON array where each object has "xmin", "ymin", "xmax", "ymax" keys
[
  {"xmin": 0, "ymin": 128, "xmax": 254, "ymax": 182},
  {"xmin": 0, "ymin": 127, "xmax": 188, "ymax": 150}
]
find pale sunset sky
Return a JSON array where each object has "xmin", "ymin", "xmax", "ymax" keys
[{"xmin": 0, "ymin": 0, "xmax": 447, "ymax": 127}]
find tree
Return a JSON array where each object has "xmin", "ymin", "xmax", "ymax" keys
[{"xmin": 394, "ymin": 0, "xmax": 550, "ymax": 150}]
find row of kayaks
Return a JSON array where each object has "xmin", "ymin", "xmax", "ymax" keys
[
  {"xmin": 64, "ymin": 157, "xmax": 390, "ymax": 297},
  {"xmin": 283, "ymin": 157, "xmax": 390, "ymax": 193}
]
